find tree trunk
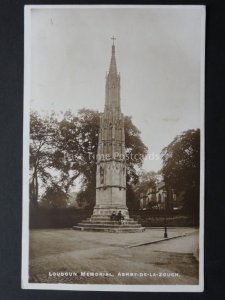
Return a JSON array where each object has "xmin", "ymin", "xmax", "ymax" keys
[{"xmin": 30, "ymin": 171, "xmax": 38, "ymax": 210}]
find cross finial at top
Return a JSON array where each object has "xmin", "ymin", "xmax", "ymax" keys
[{"xmin": 111, "ymin": 36, "xmax": 116, "ymax": 45}]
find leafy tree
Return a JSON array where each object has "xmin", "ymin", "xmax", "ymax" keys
[
  {"xmin": 58, "ymin": 109, "xmax": 99, "ymax": 208},
  {"xmin": 124, "ymin": 116, "xmax": 148, "ymax": 185},
  {"xmin": 161, "ymin": 129, "xmax": 200, "ymax": 216},
  {"xmin": 29, "ymin": 110, "xmax": 88, "ymax": 208},
  {"xmin": 29, "ymin": 111, "xmax": 59, "ymax": 209},
  {"xmin": 53, "ymin": 110, "xmax": 92, "ymax": 193},
  {"xmin": 40, "ymin": 185, "xmax": 68, "ymax": 209}
]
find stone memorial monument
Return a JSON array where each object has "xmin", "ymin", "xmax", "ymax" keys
[{"xmin": 74, "ymin": 38, "xmax": 144, "ymax": 232}]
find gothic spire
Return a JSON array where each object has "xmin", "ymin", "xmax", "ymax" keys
[
  {"xmin": 109, "ymin": 36, "xmax": 117, "ymax": 75},
  {"xmin": 105, "ymin": 37, "xmax": 121, "ymax": 113}
]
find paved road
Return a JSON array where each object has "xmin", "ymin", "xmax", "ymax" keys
[{"xmin": 29, "ymin": 228, "xmax": 199, "ymax": 285}]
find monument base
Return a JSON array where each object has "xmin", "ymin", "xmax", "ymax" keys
[
  {"xmin": 73, "ymin": 226, "xmax": 145, "ymax": 233},
  {"xmin": 73, "ymin": 207, "xmax": 145, "ymax": 233},
  {"xmin": 92, "ymin": 206, "xmax": 130, "ymax": 219}
]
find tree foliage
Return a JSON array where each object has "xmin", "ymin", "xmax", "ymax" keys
[
  {"xmin": 30, "ymin": 112, "xmax": 59, "ymax": 209},
  {"xmin": 40, "ymin": 185, "xmax": 68, "ymax": 209},
  {"xmin": 161, "ymin": 129, "xmax": 200, "ymax": 215},
  {"xmin": 124, "ymin": 116, "xmax": 148, "ymax": 185}
]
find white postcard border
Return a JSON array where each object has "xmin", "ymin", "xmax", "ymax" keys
[{"xmin": 22, "ymin": 4, "xmax": 205, "ymax": 292}]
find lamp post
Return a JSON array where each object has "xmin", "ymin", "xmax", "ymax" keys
[{"xmin": 163, "ymin": 190, "xmax": 168, "ymax": 238}]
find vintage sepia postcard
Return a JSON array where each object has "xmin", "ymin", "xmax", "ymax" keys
[{"xmin": 22, "ymin": 5, "xmax": 205, "ymax": 292}]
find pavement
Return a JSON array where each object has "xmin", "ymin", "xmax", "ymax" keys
[{"xmin": 29, "ymin": 227, "xmax": 199, "ymax": 285}]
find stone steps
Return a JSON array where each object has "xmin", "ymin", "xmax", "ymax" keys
[
  {"xmin": 84, "ymin": 219, "xmax": 138, "ymax": 225},
  {"xmin": 73, "ymin": 226, "xmax": 145, "ymax": 233},
  {"xmin": 88, "ymin": 217, "xmax": 136, "ymax": 222},
  {"xmin": 77, "ymin": 222, "xmax": 142, "ymax": 228},
  {"xmin": 73, "ymin": 214, "xmax": 145, "ymax": 233}
]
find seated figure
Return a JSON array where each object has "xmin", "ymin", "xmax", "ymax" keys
[
  {"xmin": 110, "ymin": 211, "xmax": 117, "ymax": 221},
  {"xmin": 116, "ymin": 211, "xmax": 124, "ymax": 223}
]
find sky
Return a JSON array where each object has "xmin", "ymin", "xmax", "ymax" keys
[{"xmin": 30, "ymin": 6, "xmax": 205, "ymax": 172}]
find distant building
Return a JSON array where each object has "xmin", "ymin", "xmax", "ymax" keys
[{"xmin": 139, "ymin": 181, "xmax": 176, "ymax": 210}]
